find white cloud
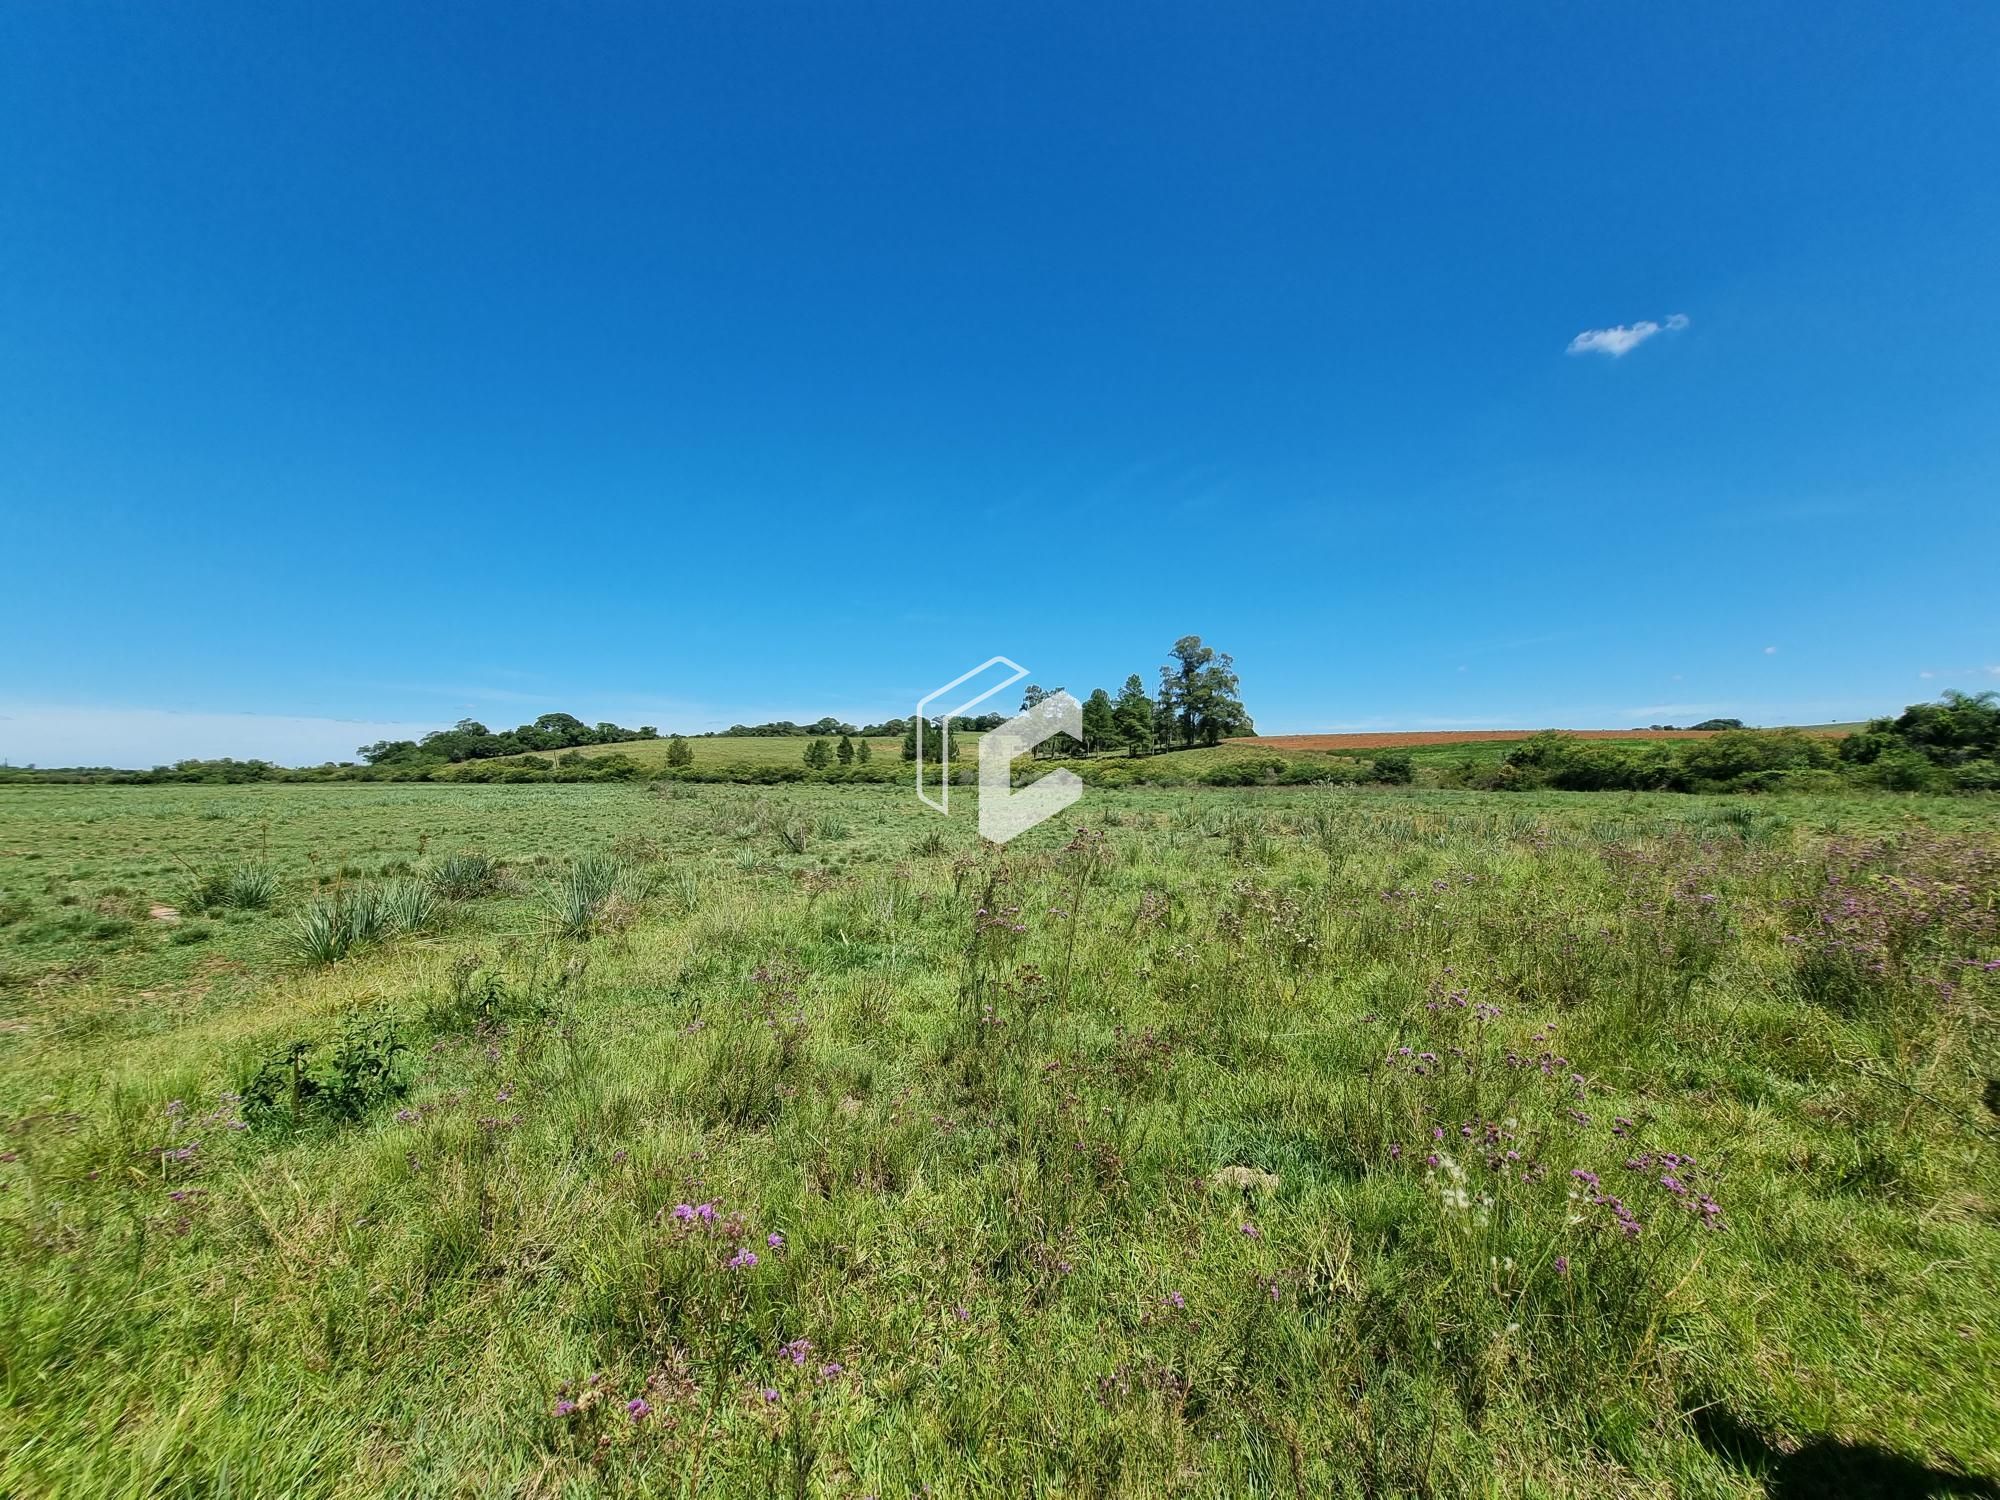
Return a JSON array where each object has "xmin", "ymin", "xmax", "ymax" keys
[
  {"xmin": 1763, "ymin": 646, "xmax": 1779, "ymax": 655},
  {"xmin": 1907, "ymin": 665, "xmax": 2000, "ymax": 685},
  {"xmin": 1566, "ymin": 313, "xmax": 1691, "ymax": 358},
  {"xmin": 1621, "ymin": 702, "xmax": 1732, "ymax": 720}
]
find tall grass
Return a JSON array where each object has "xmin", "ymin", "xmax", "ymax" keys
[
  {"xmin": 285, "ymin": 879, "xmax": 442, "ymax": 965},
  {"xmin": 0, "ymin": 782, "xmax": 1995, "ymax": 1497},
  {"xmin": 176, "ymin": 859, "xmax": 279, "ymax": 913},
  {"xmin": 425, "ymin": 850, "xmax": 502, "ymax": 899},
  {"xmin": 544, "ymin": 853, "xmax": 633, "ymax": 940}
]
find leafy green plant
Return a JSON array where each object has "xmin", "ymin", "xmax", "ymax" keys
[{"xmin": 242, "ymin": 1014, "xmax": 407, "ymax": 1126}]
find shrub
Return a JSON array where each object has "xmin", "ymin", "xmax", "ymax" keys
[
  {"xmin": 1674, "ymin": 729, "xmax": 1834, "ymax": 790},
  {"xmin": 243, "ymin": 1014, "xmax": 408, "ymax": 1127},
  {"xmin": 1952, "ymin": 759, "xmax": 2000, "ymax": 791},
  {"xmin": 1857, "ymin": 748, "xmax": 1943, "ymax": 793},
  {"xmin": 1200, "ymin": 756, "xmax": 1287, "ymax": 786},
  {"xmin": 1368, "ymin": 751, "xmax": 1414, "ymax": 785}
]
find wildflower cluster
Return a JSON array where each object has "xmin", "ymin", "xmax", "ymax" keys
[
  {"xmin": 551, "ymin": 1355, "xmax": 702, "ymax": 1448},
  {"xmin": 667, "ymin": 1198, "xmax": 783, "ymax": 1272},
  {"xmin": 151, "ymin": 1094, "xmax": 246, "ymax": 1187},
  {"xmin": 1787, "ymin": 835, "xmax": 2000, "ymax": 1008}
]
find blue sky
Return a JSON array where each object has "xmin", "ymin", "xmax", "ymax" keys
[{"xmin": 3, "ymin": 3, "xmax": 1996, "ymax": 765}]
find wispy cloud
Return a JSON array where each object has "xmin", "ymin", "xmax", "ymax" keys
[
  {"xmin": 1619, "ymin": 702, "xmax": 1733, "ymax": 721},
  {"xmin": 0, "ymin": 705, "xmax": 442, "ymax": 769},
  {"xmin": 1566, "ymin": 312, "xmax": 1689, "ymax": 358}
]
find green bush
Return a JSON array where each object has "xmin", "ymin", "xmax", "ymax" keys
[
  {"xmin": 1367, "ymin": 750, "xmax": 1415, "ymax": 784},
  {"xmin": 1857, "ymin": 748, "xmax": 1944, "ymax": 792},
  {"xmin": 242, "ymin": 1015, "xmax": 408, "ymax": 1127},
  {"xmin": 1952, "ymin": 759, "xmax": 2000, "ymax": 791},
  {"xmin": 1674, "ymin": 729, "xmax": 1834, "ymax": 790},
  {"xmin": 1200, "ymin": 756, "xmax": 1288, "ymax": 786}
]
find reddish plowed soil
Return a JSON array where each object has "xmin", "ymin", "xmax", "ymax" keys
[{"xmin": 1237, "ymin": 727, "xmax": 1846, "ymax": 752}]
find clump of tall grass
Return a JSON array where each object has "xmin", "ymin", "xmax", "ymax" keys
[
  {"xmin": 176, "ymin": 860, "xmax": 279, "ymax": 914},
  {"xmin": 286, "ymin": 880, "xmax": 442, "ymax": 965},
  {"xmin": 543, "ymin": 854, "xmax": 635, "ymax": 941},
  {"xmin": 377, "ymin": 879, "xmax": 440, "ymax": 934},
  {"xmin": 671, "ymin": 868, "xmax": 703, "ymax": 915},
  {"xmin": 426, "ymin": 851, "xmax": 501, "ymax": 900}
]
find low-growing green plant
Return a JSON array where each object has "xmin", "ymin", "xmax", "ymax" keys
[{"xmin": 242, "ymin": 1013, "xmax": 408, "ymax": 1126}]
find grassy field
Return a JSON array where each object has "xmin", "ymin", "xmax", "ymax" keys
[
  {"xmin": 517, "ymin": 727, "xmax": 1861, "ymax": 783},
  {"xmin": 494, "ymin": 733, "xmax": 1383, "ymax": 782},
  {"xmin": 1, "ymin": 781, "xmax": 1996, "ymax": 1497},
  {"xmin": 554, "ymin": 737, "xmax": 909, "ymax": 771}
]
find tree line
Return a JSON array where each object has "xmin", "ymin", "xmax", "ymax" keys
[
  {"xmin": 342, "ymin": 633, "xmax": 1250, "ymax": 771},
  {"xmin": 359, "ymin": 712, "xmax": 659, "ymax": 766},
  {"xmin": 926, "ymin": 635, "xmax": 1255, "ymax": 761}
]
